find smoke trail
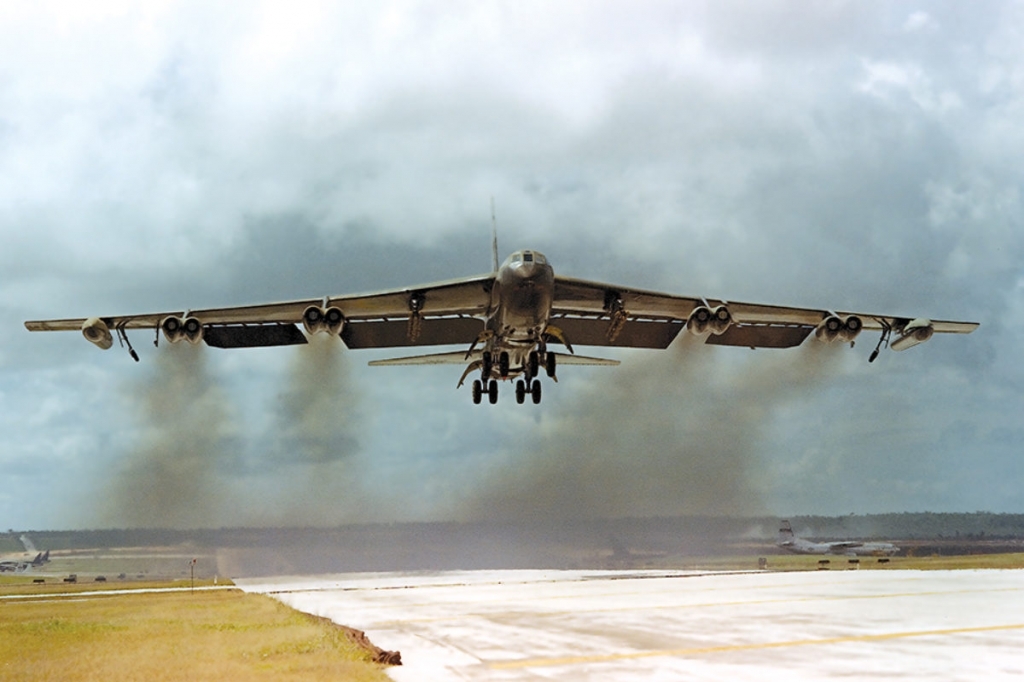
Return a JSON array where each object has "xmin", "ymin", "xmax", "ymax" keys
[
  {"xmin": 462, "ymin": 336, "xmax": 844, "ymax": 521},
  {"xmin": 101, "ymin": 343, "xmax": 236, "ymax": 528},
  {"xmin": 259, "ymin": 334, "xmax": 367, "ymax": 525}
]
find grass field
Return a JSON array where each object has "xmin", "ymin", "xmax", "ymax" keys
[{"xmin": 0, "ymin": 584, "xmax": 392, "ymax": 682}]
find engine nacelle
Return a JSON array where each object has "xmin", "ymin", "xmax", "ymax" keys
[
  {"xmin": 816, "ymin": 315, "xmax": 863, "ymax": 343},
  {"xmin": 182, "ymin": 316, "xmax": 204, "ymax": 344},
  {"xmin": 81, "ymin": 317, "xmax": 113, "ymax": 350},
  {"xmin": 687, "ymin": 305, "xmax": 732, "ymax": 336},
  {"xmin": 891, "ymin": 318, "xmax": 933, "ymax": 351},
  {"xmin": 302, "ymin": 306, "xmax": 346, "ymax": 336},
  {"xmin": 161, "ymin": 316, "xmax": 185, "ymax": 344}
]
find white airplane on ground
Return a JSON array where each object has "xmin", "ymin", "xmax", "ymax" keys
[
  {"xmin": 777, "ymin": 520, "xmax": 899, "ymax": 556},
  {"xmin": 25, "ymin": 244, "xmax": 978, "ymax": 404}
]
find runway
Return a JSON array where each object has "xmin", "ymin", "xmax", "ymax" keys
[{"xmin": 239, "ymin": 568, "xmax": 1024, "ymax": 680}]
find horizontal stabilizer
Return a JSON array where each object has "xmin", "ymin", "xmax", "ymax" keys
[
  {"xmin": 369, "ymin": 351, "xmax": 474, "ymax": 366},
  {"xmin": 369, "ymin": 351, "xmax": 621, "ymax": 367}
]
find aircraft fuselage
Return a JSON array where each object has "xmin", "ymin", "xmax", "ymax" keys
[{"xmin": 488, "ymin": 249, "xmax": 555, "ymax": 359}]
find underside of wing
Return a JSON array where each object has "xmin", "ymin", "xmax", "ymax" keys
[
  {"xmin": 24, "ymin": 274, "xmax": 495, "ymax": 352},
  {"xmin": 551, "ymin": 275, "xmax": 979, "ymax": 353}
]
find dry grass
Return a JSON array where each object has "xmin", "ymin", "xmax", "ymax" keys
[{"xmin": 0, "ymin": 587, "xmax": 391, "ymax": 682}]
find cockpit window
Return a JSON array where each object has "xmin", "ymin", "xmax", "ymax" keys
[
  {"xmin": 534, "ymin": 253, "xmax": 547, "ymax": 265},
  {"xmin": 523, "ymin": 252, "xmax": 534, "ymax": 263}
]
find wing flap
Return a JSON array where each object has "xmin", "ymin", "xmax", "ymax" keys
[
  {"xmin": 203, "ymin": 324, "xmax": 308, "ymax": 349},
  {"xmin": 705, "ymin": 324, "xmax": 814, "ymax": 349},
  {"xmin": 343, "ymin": 316, "xmax": 484, "ymax": 349},
  {"xmin": 552, "ymin": 316, "xmax": 685, "ymax": 349}
]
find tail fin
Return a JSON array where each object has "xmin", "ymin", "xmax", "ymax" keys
[
  {"xmin": 490, "ymin": 197, "xmax": 499, "ymax": 272},
  {"xmin": 777, "ymin": 520, "xmax": 794, "ymax": 544}
]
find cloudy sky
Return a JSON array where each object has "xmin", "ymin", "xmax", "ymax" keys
[{"xmin": 1, "ymin": 1, "xmax": 1021, "ymax": 531}]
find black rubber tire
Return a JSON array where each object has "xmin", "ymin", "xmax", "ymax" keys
[
  {"xmin": 528, "ymin": 351, "xmax": 539, "ymax": 379},
  {"xmin": 488, "ymin": 379, "xmax": 499, "ymax": 404},
  {"xmin": 531, "ymin": 379, "xmax": 542, "ymax": 404},
  {"xmin": 499, "ymin": 351, "xmax": 510, "ymax": 377},
  {"xmin": 481, "ymin": 351, "xmax": 492, "ymax": 380},
  {"xmin": 546, "ymin": 351, "xmax": 556, "ymax": 378},
  {"xmin": 472, "ymin": 379, "xmax": 482, "ymax": 404},
  {"xmin": 515, "ymin": 380, "xmax": 526, "ymax": 404}
]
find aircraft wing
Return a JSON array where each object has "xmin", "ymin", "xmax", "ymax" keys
[
  {"xmin": 551, "ymin": 275, "xmax": 979, "ymax": 350},
  {"xmin": 25, "ymin": 274, "xmax": 495, "ymax": 350}
]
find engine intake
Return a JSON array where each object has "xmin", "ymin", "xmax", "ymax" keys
[
  {"xmin": 687, "ymin": 305, "xmax": 732, "ymax": 336},
  {"xmin": 891, "ymin": 318, "xmax": 934, "ymax": 351},
  {"xmin": 816, "ymin": 315, "xmax": 863, "ymax": 343},
  {"xmin": 81, "ymin": 317, "xmax": 113, "ymax": 350}
]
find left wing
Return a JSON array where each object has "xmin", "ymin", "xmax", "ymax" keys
[
  {"xmin": 550, "ymin": 275, "xmax": 979, "ymax": 352},
  {"xmin": 25, "ymin": 274, "xmax": 496, "ymax": 353}
]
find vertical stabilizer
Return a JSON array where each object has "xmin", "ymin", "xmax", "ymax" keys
[
  {"xmin": 777, "ymin": 520, "xmax": 794, "ymax": 544},
  {"xmin": 491, "ymin": 197, "xmax": 499, "ymax": 272}
]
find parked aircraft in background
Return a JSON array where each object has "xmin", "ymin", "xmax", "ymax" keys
[
  {"xmin": 777, "ymin": 520, "xmax": 899, "ymax": 556},
  {"xmin": 0, "ymin": 535, "xmax": 50, "ymax": 572},
  {"xmin": 25, "ymin": 246, "xmax": 978, "ymax": 405}
]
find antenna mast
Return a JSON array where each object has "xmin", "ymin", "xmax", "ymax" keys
[{"xmin": 490, "ymin": 197, "xmax": 499, "ymax": 272}]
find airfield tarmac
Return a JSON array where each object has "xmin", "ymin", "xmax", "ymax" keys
[{"xmin": 239, "ymin": 568, "xmax": 1024, "ymax": 681}]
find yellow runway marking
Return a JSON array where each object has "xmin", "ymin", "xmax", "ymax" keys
[{"xmin": 490, "ymin": 622, "xmax": 1024, "ymax": 670}]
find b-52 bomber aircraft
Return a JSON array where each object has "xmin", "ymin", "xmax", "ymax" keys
[{"xmin": 25, "ymin": 248, "xmax": 978, "ymax": 405}]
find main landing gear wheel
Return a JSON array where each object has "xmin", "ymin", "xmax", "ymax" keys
[
  {"xmin": 531, "ymin": 379, "xmax": 542, "ymax": 404},
  {"xmin": 472, "ymin": 379, "xmax": 482, "ymax": 404},
  {"xmin": 515, "ymin": 380, "xmax": 526, "ymax": 404},
  {"xmin": 546, "ymin": 351, "xmax": 556, "ymax": 378},
  {"xmin": 488, "ymin": 379, "xmax": 499, "ymax": 404},
  {"xmin": 498, "ymin": 351, "xmax": 510, "ymax": 377},
  {"xmin": 481, "ymin": 351, "xmax": 492, "ymax": 380},
  {"xmin": 528, "ymin": 351, "xmax": 539, "ymax": 379}
]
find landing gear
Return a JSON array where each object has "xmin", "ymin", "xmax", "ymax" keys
[
  {"xmin": 488, "ymin": 379, "xmax": 499, "ymax": 404},
  {"xmin": 515, "ymin": 380, "xmax": 526, "ymax": 404},
  {"xmin": 481, "ymin": 351, "xmax": 493, "ymax": 380},
  {"xmin": 545, "ymin": 351, "xmax": 556, "ymax": 378},
  {"xmin": 531, "ymin": 379, "xmax": 542, "ymax": 404},
  {"xmin": 472, "ymin": 379, "xmax": 482, "ymax": 404},
  {"xmin": 498, "ymin": 351, "xmax": 510, "ymax": 377}
]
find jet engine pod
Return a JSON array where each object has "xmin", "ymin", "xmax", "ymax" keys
[
  {"xmin": 303, "ymin": 306, "xmax": 345, "ymax": 335},
  {"xmin": 891, "ymin": 318, "xmax": 934, "ymax": 351},
  {"xmin": 161, "ymin": 316, "xmax": 185, "ymax": 343},
  {"xmin": 686, "ymin": 305, "xmax": 732, "ymax": 336},
  {"xmin": 81, "ymin": 317, "xmax": 113, "ymax": 350},
  {"xmin": 816, "ymin": 315, "xmax": 863, "ymax": 343},
  {"xmin": 182, "ymin": 317, "xmax": 204, "ymax": 344}
]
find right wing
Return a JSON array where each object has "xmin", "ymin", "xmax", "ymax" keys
[{"xmin": 550, "ymin": 275, "xmax": 979, "ymax": 352}]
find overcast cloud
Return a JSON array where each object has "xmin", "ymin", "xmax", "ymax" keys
[{"xmin": 1, "ymin": 1, "xmax": 1021, "ymax": 530}]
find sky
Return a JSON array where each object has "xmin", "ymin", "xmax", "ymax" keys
[{"xmin": 1, "ymin": 1, "xmax": 1022, "ymax": 530}]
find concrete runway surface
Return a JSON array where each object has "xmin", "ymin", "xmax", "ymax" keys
[{"xmin": 239, "ymin": 568, "xmax": 1024, "ymax": 681}]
